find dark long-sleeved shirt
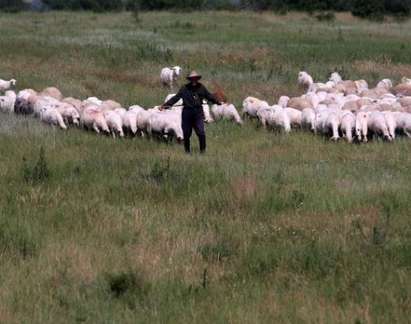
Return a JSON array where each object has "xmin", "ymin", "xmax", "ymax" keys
[{"xmin": 164, "ymin": 83, "xmax": 221, "ymax": 110}]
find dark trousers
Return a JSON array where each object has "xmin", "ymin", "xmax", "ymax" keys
[{"xmin": 182, "ymin": 108, "xmax": 206, "ymax": 153}]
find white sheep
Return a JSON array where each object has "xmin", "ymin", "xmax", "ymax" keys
[
  {"xmin": 160, "ymin": 66, "xmax": 182, "ymax": 89},
  {"xmin": 211, "ymin": 103, "xmax": 243, "ymax": 125},
  {"xmin": 0, "ymin": 79, "xmax": 16, "ymax": 92},
  {"xmin": 367, "ymin": 111, "xmax": 392, "ymax": 141},
  {"xmin": 401, "ymin": 77, "xmax": 411, "ymax": 84},
  {"xmin": 56, "ymin": 103, "xmax": 81, "ymax": 126},
  {"xmin": 40, "ymin": 87, "xmax": 63, "ymax": 100},
  {"xmin": 315, "ymin": 109, "xmax": 340, "ymax": 141},
  {"xmin": 147, "ymin": 112, "xmax": 183, "ymax": 141},
  {"xmin": 301, "ymin": 108, "xmax": 316, "ymax": 132},
  {"xmin": 277, "ymin": 96, "xmax": 290, "ymax": 108},
  {"xmin": 340, "ymin": 111, "xmax": 355, "ymax": 143},
  {"xmin": 33, "ymin": 96, "xmax": 61, "ymax": 117},
  {"xmin": 104, "ymin": 110, "xmax": 124, "ymax": 138},
  {"xmin": 355, "ymin": 111, "xmax": 368, "ymax": 142},
  {"xmin": 382, "ymin": 111, "xmax": 396, "ymax": 140},
  {"xmin": 329, "ymin": 72, "xmax": 343, "ymax": 84},
  {"xmin": 0, "ymin": 90, "xmax": 16, "ymax": 113},
  {"xmin": 298, "ymin": 71, "xmax": 314, "ymax": 92},
  {"xmin": 39, "ymin": 107, "xmax": 67, "ymax": 130},
  {"xmin": 257, "ymin": 105, "xmax": 291, "ymax": 133},
  {"xmin": 122, "ymin": 110, "xmax": 139, "ymax": 135},
  {"xmin": 392, "ymin": 112, "xmax": 411, "ymax": 137},
  {"xmin": 81, "ymin": 105, "xmax": 110, "ymax": 135},
  {"xmin": 376, "ymin": 79, "xmax": 393, "ymax": 90},
  {"xmin": 284, "ymin": 108, "xmax": 302, "ymax": 128},
  {"xmin": 242, "ymin": 97, "xmax": 269, "ymax": 118}
]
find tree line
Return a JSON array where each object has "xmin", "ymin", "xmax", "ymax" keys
[{"xmin": 1, "ymin": 0, "xmax": 410, "ymax": 19}]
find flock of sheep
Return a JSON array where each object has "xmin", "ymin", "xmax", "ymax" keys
[
  {"xmin": 0, "ymin": 70, "xmax": 242, "ymax": 141},
  {"xmin": 2, "ymin": 67, "xmax": 411, "ymax": 144},
  {"xmin": 243, "ymin": 72, "xmax": 411, "ymax": 142}
]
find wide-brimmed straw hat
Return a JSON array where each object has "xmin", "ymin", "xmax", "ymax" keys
[{"xmin": 187, "ymin": 70, "xmax": 202, "ymax": 80}]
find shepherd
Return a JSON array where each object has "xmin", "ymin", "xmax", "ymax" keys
[{"xmin": 160, "ymin": 71, "xmax": 222, "ymax": 154}]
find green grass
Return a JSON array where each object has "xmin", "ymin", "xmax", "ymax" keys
[{"xmin": 1, "ymin": 10, "xmax": 411, "ymax": 323}]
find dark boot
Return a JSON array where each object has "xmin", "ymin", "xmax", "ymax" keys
[{"xmin": 199, "ymin": 134, "xmax": 206, "ymax": 153}]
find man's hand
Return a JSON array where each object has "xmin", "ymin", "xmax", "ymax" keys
[{"xmin": 159, "ymin": 105, "xmax": 165, "ymax": 111}]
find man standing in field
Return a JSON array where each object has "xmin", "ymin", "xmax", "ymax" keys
[{"xmin": 161, "ymin": 71, "xmax": 221, "ymax": 154}]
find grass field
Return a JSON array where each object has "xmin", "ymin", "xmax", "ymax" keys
[{"xmin": 1, "ymin": 11, "xmax": 411, "ymax": 323}]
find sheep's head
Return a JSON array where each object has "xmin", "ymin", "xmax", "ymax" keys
[
  {"xmin": 172, "ymin": 66, "xmax": 182, "ymax": 76},
  {"xmin": 377, "ymin": 79, "xmax": 393, "ymax": 90},
  {"xmin": 329, "ymin": 72, "xmax": 342, "ymax": 84},
  {"xmin": 10, "ymin": 79, "xmax": 16, "ymax": 86},
  {"xmin": 278, "ymin": 96, "xmax": 290, "ymax": 108},
  {"xmin": 355, "ymin": 80, "xmax": 368, "ymax": 93},
  {"xmin": 298, "ymin": 71, "xmax": 313, "ymax": 88}
]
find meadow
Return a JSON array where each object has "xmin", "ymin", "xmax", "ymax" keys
[{"xmin": 0, "ymin": 10, "xmax": 411, "ymax": 323}]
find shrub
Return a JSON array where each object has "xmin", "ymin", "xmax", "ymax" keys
[
  {"xmin": 352, "ymin": 0, "xmax": 385, "ymax": 21},
  {"xmin": 385, "ymin": 0, "xmax": 411, "ymax": 17},
  {"xmin": 0, "ymin": 0, "xmax": 25, "ymax": 12},
  {"xmin": 43, "ymin": 0, "xmax": 123, "ymax": 11}
]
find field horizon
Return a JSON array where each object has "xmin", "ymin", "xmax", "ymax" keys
[{"xmin": 1, "ymin": 10, "xmax": 411, "ymax": 323}]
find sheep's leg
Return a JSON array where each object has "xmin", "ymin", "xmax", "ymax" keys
[
  {"xmin": 404, "ymin": 129, "xmax": 411, "ymax": 138},
  {"xmin": 93, "ymin": 123, "xmax": 100, "ymax": 134}
]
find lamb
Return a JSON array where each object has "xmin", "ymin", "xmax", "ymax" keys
[
  {"xmin": 340, "ymin": 111, "xmax": 355, "ymax": 143},
  {"xmin": 298, "ymin": 71, "xmax": 336, "ymax": 93},
  {"xmin": 99, "ymin": 100, "xmax": 122, "ymax": 112},
  {"xmin": 367, "ymin": 111, "xmax": 392, "ymax": 141},
  {"xmin": 315, "ymin": 109, "xmax": 340, "ymax": 141},
  {"xmin": 40, "ymin": 87, "xmax": 63, "ymax": 100},
  {"xmin": 355, "ymin": 111, "xmax": 369, "ymax": 143},
  {"xmin": 287, "ymin": 96, "xmax": 313, "ymax": 110},
  {"xmin": 376, "ymin": 79, "xmax": 393, "ymax": 90},
  {"xmin": 135, "ymin": 109, "xmax": 155, "ymax": 136},
  {"xmin": 160, "ymin": 66, "xmax": 182, "ymax": 89},
  {"xmin": 122, "ymin": 110, "xmax": 139, "ymax": 135},
  {"xmin": 0, "ymin": 79, "xmax": 16, "ymax": 92},
  {"xmin": 242, "ymin": 96, "xmax": 269, "ymax": 118},
  {"xmin": 33, "ymin": 95, "xmax": 60, "ymax": 117},
  {"xmin": 277, "ymin": 96, "xmax": 290, "ymax": 108},
  {"xmin": 301, "ymin": 108, "xmax": 316, "ymax": 132},
  {"xmin": 147, "ymin": 112, "xmax": 183, "ymax": 141},
  {"xmin": 104, "ymin": 110, "xmax": 124, "ymax": 138},
  {"xmin": 329, "ymin": 72, "xmax": 343, "ymax": 84},
  {"xmin": 392, "ymin": 83, "xmax": 411, "ymax": 97},
  {"xmin": 62, "ymin": 97, "xmax": 82, "ymax": 112},
  {"xmin": 56, "ymin": 103, "xmax": 81, "ymax": 125},
  {"xmin": 401, "ymin": 77, "xmax": 411, "ymax": 84},
  {"xmin": 284, "ymin": 108, "xmax": 302, "ymax": 128},
  {"xmin": 39, "ymin": 106, "xmax": 67, "ymax": 130},
  {"xmin": 81, "ymin": 105, "xmax": 110, "ymax": 134},
  {"xmin": 382, "ymin": 111, "xmax": 396, "ymax": 140},
  {"xmin": 297, "ymin": 71, "xmax": 314, "ymax": 92},
  {"xmin": 0, "ymin": 90, "xmax": 17, "ymax": 113},
  {"xmin": 392, "ymin": 112, "xmax": 411, "ymax": 137},
  {"xmin": 211, "ymin": 103, "xmax": 243, "ymax": 125},
  {"xmin": 257, "ymin": 105, "xmax": 291, "ymax": 133},
  {"xmin": 83, "ymin": 97, "xmax": 103, "ymax": 107}
]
